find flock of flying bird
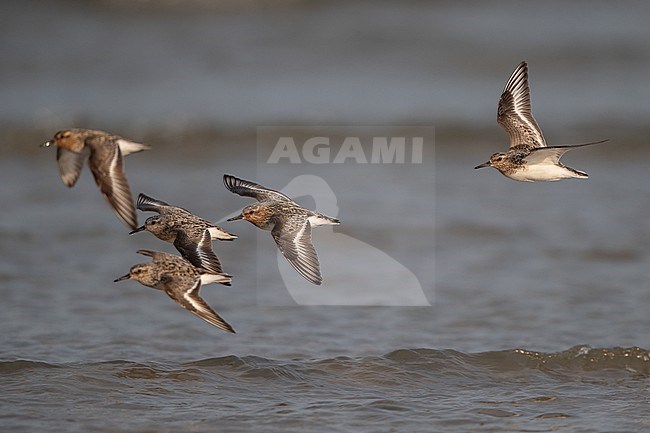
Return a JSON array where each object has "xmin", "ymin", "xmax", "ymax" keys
[
  {"xmin": 41, "ymin": 129, "xmax": 340, "ymax": 333},
  {"xmin": 40, "ymin": 61, "xmax": 606, "ymax": 333}
]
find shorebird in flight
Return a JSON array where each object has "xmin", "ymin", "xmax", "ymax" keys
[
  {"xmin": 42, "ymin": 128, "xmax": 150, "ymax": 229},
  {"xmin": 130, "ymin": 193, "xmax": 236, "ymax": 274},
  {"xmin": 114, "ymin": 248, "xmax": 234, "ymax": 333},
  {"xmin": 475, "ymin": 61, "xmax": 607, "ymax": 181},
  {"xmin": 223, "ymin": 174, "xmax": 339, "ymax": 285}
]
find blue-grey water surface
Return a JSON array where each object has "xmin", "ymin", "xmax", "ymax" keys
[{"xmin": 1, "ymin": 1, "xmax": 649, "ymax": 432}]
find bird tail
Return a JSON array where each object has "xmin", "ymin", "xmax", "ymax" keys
[
  {"xmin": 309, "ymin": 212, "xmax": 340, "ymax": 227},
  {"xmin": 117, "ymin": 139, "xmax": 151, "ymax": 155},
  {"xmin": 208, "ymin": 226, "xmax": 238, "ymax": 241},
  {"xmin": 201, "ymin": 272, "xmax": 233, "ymax": 286}
]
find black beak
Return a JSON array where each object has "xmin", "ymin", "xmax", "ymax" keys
[
  {"xmin": 227, "ymin": 213, "xmax": 244, "ymax": 222},
  {"xmin": 114, "ymin": 273, "xmax": 131, "ymax": 282},
  {"xmin": 129, "ymin": 225, "xmax": 146, "ymax": 235},
  {"xmin": 474, "ymin": 161, "xmax": 491, "ymax": 169}
]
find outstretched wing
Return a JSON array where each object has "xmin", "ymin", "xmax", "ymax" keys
[
  {"xmin": 174, "ymin": 229, "xmax": 225, "ymax": 275},
  {"xmin": 136, "ymin": 193, "xmax": 171, "ymax": 213},
  {"xmin": 223, "ymin": 174, "xmax": 291, "ymax": 202},
  {"xmin": 160, "ymin": 275, "xmax": 235, "ymax": 333},
  {"xmin": 87, "ymin": 136, "xmax": 138, "ymax": 230},
  {"xmin": 497, "ymin": 61, "xmax": 546, "ymax": 148},
  {"xmin": 523, "ymin": 147, "xmax": 569, "ymax": 165},
  {"xmin": 524, "ymin": 140, "xmax": 608, "ymax": 165},
  {"xmin": 271, "ymin": 217, "xmax": 322, "ymax": 285},
  {"xmin": 56, "ymin": 147, "xmax": 88, "ymax": 187}
]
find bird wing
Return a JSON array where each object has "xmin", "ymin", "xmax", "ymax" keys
[
  {"xmin": 136, "ymin": 193, "xmax": 172, "ymax": 213},
  {"xmin": 160, "ymin": 275, "xmax": 235, "ymax": 333},
  {"xmin": 223, "ymin": 174, "xmax": 292, "ymax": 203},
  {"xmin": 524, "ymin": 140, "xmax": 608, "ymax": 165},
  {"xmin": 174, "ymin": 229, "xmax": 225, "ymax": 274},
  {"xmin": 136, "ymin": 249, "xmax": 185, "ymax": 265},
  {"xmin": 497, "ymin": 61, "xmax": 547, "ymax": 149},
  {"xmin": 136, "ymin": 192, "xmax": 196, "ymax": 217},
  {"xmin": 522, "ymin": 147, "xmax": 568, "ymax": 165},
  {"xmin": 87, "ymin": 136, "xmax": 138, "ymax": 230},
  {"xmin": 56, "ymin": 147, "xmax": 88, "ymax": 187},
  {"xmin": 271, "ymin": 217, "xmax": 322, "ymax": 285}
]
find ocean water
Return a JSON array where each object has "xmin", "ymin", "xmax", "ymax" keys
[
  {"xmin": 2, "ymin": 136, "xmax": 649, "ymax": 432},
  {"xmin": 2, "ymin": 1, "xmax": 650, "ymax": 432},
  {"xmin": 2, "ymin": 347, "xmax": 649, "ymax": 433}
]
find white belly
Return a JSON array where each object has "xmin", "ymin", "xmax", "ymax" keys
[{"xmin": 506, "ymin": 164, "xmax": 587, "ymax": 182}]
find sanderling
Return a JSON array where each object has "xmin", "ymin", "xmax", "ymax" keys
[
  {"xmin": 223, "ymin": 174, "xmax": 339, "ymax": 285},
  {"xmin": 114, "ymin": 248, "xmax": 234, "ymax": 333},
  {"xmin": 42, "ymin": 128, "xmax": 150, "ymax": 229},
  {"xmin": 130, "ymin": 193, "xmax": 236, "ymax": 274},
  {"xmin": 474, "ymin": 61, "xmax": 607, "ymax": 181}
]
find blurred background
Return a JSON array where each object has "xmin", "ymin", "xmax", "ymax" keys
[
  {"xmin": 2, "ymin": 0, "xmax": 650, "ymax": 144},
  {"xmin": 1, "ymin": 0, "xmax": 649, "ymax": 356},
  {"xmin": 2, "ymin": 2, "xmax": 649, "ymax": 432}
]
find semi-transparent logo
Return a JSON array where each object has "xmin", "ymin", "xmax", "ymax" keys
[{"xmin": 225, "ymin": 126, "xmax": 434, "ymax": 306}]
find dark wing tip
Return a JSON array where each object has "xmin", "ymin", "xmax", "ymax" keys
[
  {"xmin": 223, "ymin": 174, "xmax": 233, "ymax": 188},
  {"xmin": 514, "ymin": 60, "xmax": 528, "ymax": 75},
  {"xmin": 223, "ymin": 173, "xmax": 256, "ymax": 198},
  {"xmin": 159, "ymin": 271, "xmax": 237, "ymax": 333},
  {"xmin": 203, "ymin": 306, "xmax": 236, "ymax": 333},
  {"xmin": 136, "ymin": 192, "xmax": 169, "ymax": 212},
  {"xmin": 223, "ymin": 174, "xmax": 240, "ymax": 192},
  {"xmin": 222, "ymin": 322, "xmax": 236, "ymax": 333},
  {"xmin": 589, "ymin": 138, "xmax": 609, "ymax": 146},
  {"xmin": 223, "ymin": 173, "xmax": 258, "ymax": 192},
  {"xmin": 503, "ymin": 61, "xmax": 529, "ymax": 94},
  {"xmin": 222, "ymin": 173, "xmax": 288, "ymax": 202},
  {"xmin": 136, "ymin": 249, "xmax": 156, "ymax": 257}
]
